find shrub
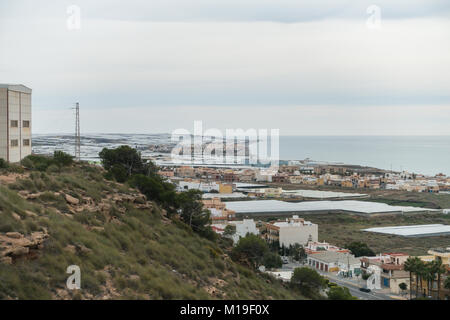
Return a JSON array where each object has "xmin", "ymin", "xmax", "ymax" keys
[
  {"xmin": 22, "ymin": 155, "xmax": 53, "ymax": 171},
  {"xmin": 231, "ymin": 234, "xmax": 270, "ymax": 269},
  {"xmin": 53, "ymin": 151, "xmax": 74, "ymax": 167},
  {"xmin": 0, "ymin": 158, "xmax": 8, "ymax": 169},
  {"xmin": 327, "ymin": 286, "xmax": 357, "ymax": 300},
  {"xmin": 110, "ymin": 164, "xmax": 128, "ymax": 183},
  {"xmin": 263, "ymin": 252, "xmax": 282, "ymax": 269}
]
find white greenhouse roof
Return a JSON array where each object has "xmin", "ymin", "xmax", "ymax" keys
[
  {"xmin": 202, "ymin": 192, "xmax": 247, "ymax": 199},
  {"xmin": 362, "ymin": 224, "xmax": 450, "ymax": 237},
  {"xmin": 224, "ymin": 200, "xmax": 437, "ymax": 214},
  {"xmin": 282, "ymin": 189, "xmax": 367, "ymax": 199}
]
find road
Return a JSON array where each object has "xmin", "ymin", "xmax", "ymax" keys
[{"xmin": 280, "ymin": 261, "xmax": 400, "ymax": 300}]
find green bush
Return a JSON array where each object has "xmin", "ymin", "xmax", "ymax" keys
[
  {"xmin": 0, "ymin": 158, "xmax": 8, "ymax": 169},
  {"xmin": 53, "ymin": 151, "xmax": 74, "ymax": 167},
  {"xmin": 263, "ymin": 252, "xmax": 282, "ymax": 269}
]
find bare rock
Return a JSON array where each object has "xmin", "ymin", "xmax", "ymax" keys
[
  {"xmin": 6, "ymin": 232, "xmax": 23, "ymax": 239},
  {"xmin": 64, "ymin": 245, "xmax": 77, "ymax": 254},
  {"xmin": 25, "ymin": 210, "xmax": 38, "ymax": 217},
  {"xmin": 11, "ymin": 246, "xmax": 29, "ymax": 256},
  {"xmin": 0, "ymin": 257, "xmax": 12, "ymax": 264},
  {"xmin": 27, "ymin": 193, "xmax": 41, "ymax": 200},
  {"xmin": 65, "ymin": 194, "xmax": 80, "ymax": 205}
]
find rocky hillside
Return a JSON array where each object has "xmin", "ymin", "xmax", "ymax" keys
[{"xmin": 0, "ymin": 162, "xmax": 303, "ymax": 300}]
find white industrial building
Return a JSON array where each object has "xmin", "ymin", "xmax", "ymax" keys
[
  {"xmin": 177, "ymin": 180, "xmax": 220, "ymax": 193},
  {"xmin": 0, "ymin": 84, "xmax": 32, "ymax": 162},
  {"xmin": 264, "ymin": 215, "xmax": 318, "ymax": 247}
]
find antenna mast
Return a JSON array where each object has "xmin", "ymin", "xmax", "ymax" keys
[{"xmin": 75, "ymin": 102, "xmax": 81, "ymax": 161}]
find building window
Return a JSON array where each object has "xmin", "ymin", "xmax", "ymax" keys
[
  {"xmin": 10, "ymin": 120, "xmax": 18, "ymax": 127},
  {"xmin": 23, "ymin": 139, "xmax": 30, "ymax": 146},
  {"xmin": 23, "ymin": 120, "xmax": 30, "ymax": 128},
  {"xmin": 11, "ymin": 139, "xmax": 19, "ymax": 147}
]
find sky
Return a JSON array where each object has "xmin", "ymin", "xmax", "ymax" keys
[{"xmin": 1, "ymin": 0, "xmax": 450, "ymax": 135}]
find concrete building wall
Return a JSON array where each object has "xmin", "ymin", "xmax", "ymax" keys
[
  {"xmin": 0, "ymin": 85, "xmax": 32, "ymax": 163},
  {"xmin": 20, "ymin": 92, "xmax": 32, "ymax": 160},
  {"xmin": 279, "ymin": 224, "xmax": 318, "ymax": 247},
  {"xmin": 8, "ymin": 90, "xmax": 21, "ymax": 163},
  {"xmin": 0, "ymin": 88, "xmax": 7, "ymax": 160},
  {"xmin": 231, "ymin": 219, "xmax": 259, "ymax": 243}
]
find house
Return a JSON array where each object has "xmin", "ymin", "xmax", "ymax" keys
[
  {"xmin": 176, "ymin": 166, "xmax": 195, "ymax": 178},
  {"xmin": 229, "ymin": 219, "xmax": 259, "ymax": 244},
  {"xmin": 262, "ymin": 215, "xmax": 318, "ymax": 247},
  {"xmin": 305, "ymin": 241, "xmax": 350, "ymax": 254},
  {"xmin": 223, "ymin": 171, "xmax": 239, "ymax": 183},
  {"xmin": 272, "ymin": 173, "xmax": 289, "ymax": 183},
  {"xmin": 360, "ymin": 253, "xmax": 410, "ymax": 294},
  {"xmin": 202, "ymin": 197, "xmax": 235, "ymax": 221},
  {"xmin": 159, "ymin": 170, "xmax": 174, "ymax": 178},
  {"xmin": 416, "ymin": 247, "xmax": 450, "ymax": 299},
  {"xmin": 219, "ymin": 183, "xmax": 233, "ymax": 194},
  {"xmin": 0, "ymin": 84, "xmax": 32, "ymax": 162},
  {"xmin": 178, "ymin": 180, "xmax": 219, "ymax": 193},
  {"xmin": 307, "ymin": 251, "xmax": 361, "ymax": 277}
]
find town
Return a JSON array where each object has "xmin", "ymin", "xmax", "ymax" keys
[{"xmin": 154, "ymin": 162, "xmax": 450, "ymax": 300}]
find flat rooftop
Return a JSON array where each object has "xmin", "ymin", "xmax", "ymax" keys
[
  {"xmin": 202, "ymin": 192, "xmax": 247, "ymax": 199},
  {"xmin": 0, "ymin": 84, "xmax": 32, "ymax": 94},
  {"xmin": 225, "ymin": 199, "xmax": 437, "ymax": 215},
  {"xmin": 283, "ymin": 189, "xmax": 367, "ymax": 199},
  {"xmin": 362, "ymin": 224, "xmax": 450, "ymax": 237}
]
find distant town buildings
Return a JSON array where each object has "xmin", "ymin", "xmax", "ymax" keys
[
  {"xmin": 158, "ymin": 162, "xmax": 450, "ymax": 196},
  {"xmin": 202, "ymin": 197, "xmax": 236, "ymax": 222},
  {"xmin": 0, "ymin": 84, "xmax": 32, "ymax": 162}
]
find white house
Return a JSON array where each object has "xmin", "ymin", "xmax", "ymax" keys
[
  {"xmin": 229, "ymin": 219, "xmax": 259, "ymax": 244},
  {"xmin": 307, "ymin": 251, "xmax": 361, "ymax": 277},
  {"xmin": 265, "ymin": 215, "xmax": 318, "ymax": 247}
]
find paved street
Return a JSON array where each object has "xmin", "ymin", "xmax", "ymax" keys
[{"xmin": 280, "ymin": 261, "xmax": 405, "ymax": 300}]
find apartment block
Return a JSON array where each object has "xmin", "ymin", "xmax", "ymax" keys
[
  {"xmin": 0, "ymin": 84, "xmax": 32, "ymax": 162},
  {"xmin": 263, "ymin": 215, "xmax": 318, "ymax": 247}
]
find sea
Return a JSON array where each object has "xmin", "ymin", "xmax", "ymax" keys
[{"xmin": 32, "ymin": 134, "xmax": 450, "ymax": 176}]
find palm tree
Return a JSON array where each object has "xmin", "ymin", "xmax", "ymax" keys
[
  {"xmin": 404, "ymin": 257, "xmax": 417, "ymax": 300},
  {"xmin": 432, "ymin": 258, "xmax": 446, "ymax": 300},
  {"xmin": 424, "ymin": 263, "xmax": 435, "ymax": 298},
  {"xmin": 416, "ymin": 260, "xmax": 427, "ymax": 297},
  {"xmin": 445, "ymin": 277, "xmax": 450, "ymax": 290}
]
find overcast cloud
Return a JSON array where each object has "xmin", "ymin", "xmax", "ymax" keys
[{"xmin": 0, "ymin": 1, "xmax": 449, "ymax": 134}]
